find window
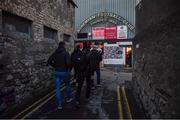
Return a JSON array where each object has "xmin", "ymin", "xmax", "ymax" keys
[
  {"xmin": 2, "ymin": 11, "xmax": 32, "ymax": 37},
  {"xmin": 77, "ymin": 33, "xmax": 88, "ymax": 39},
  {"xmin": 44, "ymin": 26, "xmax": 57, "ymax": 40}
]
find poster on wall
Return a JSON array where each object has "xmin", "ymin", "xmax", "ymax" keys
[
  {"xmin": 92, "ymin": 27, "xmax": 105, "ymax": 39},
  {"xmin": 117, "ymin": 26, "xmax": 127, "ymax": 39},
  {"xmin": 105, "ymin": 26, "xmax": 117, "ymax": 40},
  {"xmin": 103, "ymin": 43, "xmax": 125, "ymax": 65}
]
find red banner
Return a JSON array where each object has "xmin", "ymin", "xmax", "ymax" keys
[
  {"xmin": 105, "ymin": 26, "xmax": 117, "ymax": 40},
  {"xmin": 92, "ymin": 27, "xmax": 105, "ymax": 39}
]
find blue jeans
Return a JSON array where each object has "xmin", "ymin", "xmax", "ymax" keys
[
  {"xmin": 96, "ymin": 69, "xmax": 100, "ymax": 84},
  {"xmin": 55, "ymin": 71, "xmax": 71, "ymax": 107}
]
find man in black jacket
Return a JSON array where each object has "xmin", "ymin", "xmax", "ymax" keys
[
  {"xmin": 71, "ymin": 44, "xmax": 91, "ymax": 107},
  {"xmin": 47, "ymin": 42, "xmax": 72, "ymax": 110},
  {"xmin": 89, "ymin": 45, "xmax": 103, "ymax": 88}
]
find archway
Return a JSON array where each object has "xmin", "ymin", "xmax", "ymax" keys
[{"xmin": 77, "ymin": 12, "xmax": 135, "ymax": 33}]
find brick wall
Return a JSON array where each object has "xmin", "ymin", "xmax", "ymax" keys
[
  {"xmin": 0, "ymin": 0, "xmax": 75, "ymax": 117},
  {"xmin": 133, "ymin": 0, "xmax": 180, "ymax": 118}
]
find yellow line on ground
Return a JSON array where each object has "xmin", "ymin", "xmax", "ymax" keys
[
  {"xmin": 13, "ymin": 79, "xmax": 74, "ymax": 119},
  {"xmin": 117, "ymin": 85, "xmax": 123, "ymax": 120},
  {"xmin": 21, "ymin": 86, "xmax": 66, "ymax": 119},
  {"xmin": 121, "ymin": 86, "xmax": 132, "ymax": 119},
  {"xmin": 22, "ymin": 94, "xmax": 56, "ymax": 119},
  {"xmin": 13, "ymin": 90, "xmax": 55, "ymax": 119},
  {"xmin": 22, "ymin": 80, "xmax": 74, "ymax": 119}
]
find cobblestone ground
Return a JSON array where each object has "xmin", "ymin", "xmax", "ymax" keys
[{"xmin": 26, "ymin": 68, "xmax": 132, "ymax": 119}]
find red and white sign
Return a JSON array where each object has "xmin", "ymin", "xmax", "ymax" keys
[
  {"xmin": 117, "ymin": 26, "xmax": 127, "ymax": 39},
  {"xmin": 92, "ymin": 27, "xmax": 105, "ymax": 39},
  {"xmin": 105, "ymin": 26, "xmax": 117, "ymax": 40}
]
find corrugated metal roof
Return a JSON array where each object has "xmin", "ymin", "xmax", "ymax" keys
[{"xmin": 74, "ymin": 0, "xmax": 136, "ymax": 38}]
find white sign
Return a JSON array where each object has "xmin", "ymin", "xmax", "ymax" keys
[
  {"xmin": 117, "ymin": 42, "xmax": 132, "ymax": 46},
  {"xmin": 103, "ymin": 43, "xmax": 125, "ymax": 65},
  {"xmin": 117, "ymin": 26, "xmax": 127, "ymax": 39}
]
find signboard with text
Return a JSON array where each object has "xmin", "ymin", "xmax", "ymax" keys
[
  {"xmin": 92, "ymin": 26, "xmax": 128, "ymax": 40},
  {"xmin": 105, "ymin": 26, "xmax": 117, "ymax": 40},
  {"xmin": 117, "ymin": 26, "xmax": 127, "ymax": 39},
  {"xmin": 103, "ymin": 43, "xmax": 125, "ymax": 65},
  {"xmin": 92, "ymin": 27, "xmax": 105, "ymax": 39}
]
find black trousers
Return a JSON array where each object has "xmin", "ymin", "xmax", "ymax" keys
[{"xmin": 75, "ymin": 72, "xmax": 91, "ymax": 102}]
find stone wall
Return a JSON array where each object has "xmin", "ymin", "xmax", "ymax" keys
[
  {"xmin": 0, "ymin": 0, "xmax": 75, "ymax": 41},
  {"xmin": 135, "ymin": 0, "xmax": 179, "ymax": 34},
  {"xmin": 0, "ymin": 34, "xmax": 57, "ymax": 116},
  {"xmin": 0, "ymin": 0, "xmax": 75, "ymax": 117},
  {"xmin": 133, "ymin": 0, "xmax": 180, "ymax": 118}
]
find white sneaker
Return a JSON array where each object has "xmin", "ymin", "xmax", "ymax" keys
[
  {"xmin": 57, "ymin": 105, "xmax": 62, "ymax": 110},
  {"xmin": 66, "ymin": 98, "xmax": 73, "ymax": 103}
]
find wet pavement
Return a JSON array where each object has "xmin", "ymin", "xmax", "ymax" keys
[{"xmin": 23, "ymin": 68, "xmax": 144, "ymax": 119}]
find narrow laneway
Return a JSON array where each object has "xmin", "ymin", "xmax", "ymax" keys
[
  {"xmin": 17, "ymin": 68, "xmax": 136, "ymax": 119},
  {"xmin": 1, "ymin": 0, "xmax": 179, "ymax": 119}
]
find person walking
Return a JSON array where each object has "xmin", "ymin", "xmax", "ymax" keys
[
  {"xmin": 89, "ymin": 45, "xmax": 103, "ymax": 88},
  {"xmin": 96, "ymin": 48, "xmax": 103, "ymax": 86},
  {"xmin": 47, "ymin": 42, "xmax": 72, "ymax": 110},
  {"xmin": 71, "ymin": 44, "xmax": 91, "ymax": 108}
]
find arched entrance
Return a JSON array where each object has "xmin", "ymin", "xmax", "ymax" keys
[
  {"xmin": 77, "ymin": 12, "xmax": 135, "ymax": 34},
  {"xmin": 76, "ymin": 12, "xmax": 135, "ymax": 68}
]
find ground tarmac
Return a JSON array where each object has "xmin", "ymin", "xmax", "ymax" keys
[{"xmin": 14, "ymin": 68, "xmax": 145, "ymax": 119}]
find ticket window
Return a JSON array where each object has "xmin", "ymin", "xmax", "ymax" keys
[{"xmin": 125, "ymin": 47, "xmax": 132, "ymax": 67}]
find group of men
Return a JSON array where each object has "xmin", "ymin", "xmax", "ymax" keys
[{"xmin": 47, "ymin": 42, "xmax": 102, "ymax": 110}]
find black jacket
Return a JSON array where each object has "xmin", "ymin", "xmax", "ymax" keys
[
  {"xmin": 89, "ymin": 49, "xmax": 103, "ymax": 70},
  {"xmin": 47, "ymin": 47, "xmax": 71, "ymax": 71},
  {"xmin": 71, "ymin": 49, "xmax": 86, "ymax": 73}
]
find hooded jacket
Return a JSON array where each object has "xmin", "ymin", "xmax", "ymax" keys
[{"xmin": 47, "ymin": 46, "xmax": 71, "ymax": 72}]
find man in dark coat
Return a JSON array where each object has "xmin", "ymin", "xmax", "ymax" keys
[
  {"xmin": 47, "ymin": 42, "xmax": 72, "ymax": 110},
  {"xmin": 71, "ymin": 44, "xmax": 91, "ymax": 107},
  {"xmin": 89, "ymin": 45, "xmax": 103, "ymax": 88}
]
